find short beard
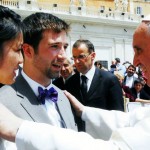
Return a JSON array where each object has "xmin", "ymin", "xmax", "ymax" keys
[{"xmin": 45, "ymin": 69, "xmax": 60, "ymax": 79}]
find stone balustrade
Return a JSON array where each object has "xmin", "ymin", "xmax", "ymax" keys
[{"xmin": 0, "ymin": 0, "xmax": 143, "ymax": 22}]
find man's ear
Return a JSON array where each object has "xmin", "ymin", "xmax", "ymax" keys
[
  {"xmin": 91, "ymin": 52, "xmax": 96, "ymax": 61},
  {"xmin": 22, "ymin": 44, "xmax": 34, "ymax": 58}
]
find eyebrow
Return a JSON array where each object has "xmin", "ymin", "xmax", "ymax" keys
[
  {"xmin": 133, "ymin": 45, "xmax": 141, "ymax": 50},
  {"xmin": 48, "ymin": 42, "xmax": 68, "ymax": 45}
]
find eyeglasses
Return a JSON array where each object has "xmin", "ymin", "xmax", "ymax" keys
[{"xmin": 71, "ymin": 53, "xmax": 90, "ymax": 61}]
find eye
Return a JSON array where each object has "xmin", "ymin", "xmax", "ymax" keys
[
  {"xmin": 64, "ymin": 45, "xmax": 68, "ymax": 50},
  {"xmin": 78, "ymin": 55, "xmax": 86, "ymax": 59},
  {"xmin": 51, "ymin": 44, "xmax": 59, "ymax": 49},
  {"xmin": 134, "ymin": 47, "xmax": 142, "ymax": 55},
  {"xmin": 64, "ymin": 64, "xmax": 69, "ymax": 67}
]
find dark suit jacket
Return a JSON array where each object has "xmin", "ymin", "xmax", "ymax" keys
[
  {"xmin": 53, "ymin": 76, "xmax": 65, "ymax": 90},
  {"xmin": 130, "ymin": 88, "xmax": 150, "ymax": 100},
  {"xmin": 53, "ymin": 75, "xmax": 72, "ymax": 90},
  {"xmin": 66, "ymin": 68, "xmax": 124, "ymax": 131}
]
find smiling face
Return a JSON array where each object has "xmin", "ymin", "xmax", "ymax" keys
[
  {"xmin": 127, "ymin": 66, "xmax": 136, "ymax": 77},
  {"xmin": 23, "ymin": 30, "xmax": 68, "ymax": 86},
  {"xmin": 133, "ymin": 23, "xmax": 150, "ymax": 86},
  {"xmin": 0, "ymin": 33, "xmax": 23, "ymax": 84},
  {"xmin": 61, "ymin": 59, "xmax": 73, "ymax": 79}
]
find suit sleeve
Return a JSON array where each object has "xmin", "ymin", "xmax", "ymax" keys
[{"xmin": 107, "ymin": 75, "xmax": 124, "ymax": 111}]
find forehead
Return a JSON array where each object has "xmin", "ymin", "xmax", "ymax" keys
[
  {"xmin": 42, "ymin": 30, "xmax": 67, "ymax": 41},
  {"xmin": 128, "ymin": 66, "xmax": 135, "ymax": 70},
  {"xmin": 133, "ymin": 23, "xmax": 150, "ymax": 41},
  {"xmin": 63, "ymin": 59, "xmax": 70, "ymax": 64},
  {"xmin": 133, "ymin": 24, "xmax": 150, "ymax": 49},
  {"xmin": 72, "ymin": 43, "xmax": 88, "ymax": 54},
  {"xmin": 135, "ymin": 83, "xmax": 142, "ymax": 86}
]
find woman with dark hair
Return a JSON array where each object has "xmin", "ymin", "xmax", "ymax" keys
[
  {"xmin": 0, "ymin": 5, "xmax": 23, "ymax": 85},
  {"xmin": 0, "ymin": 5, "xmax": 23, "ymax": 149}
]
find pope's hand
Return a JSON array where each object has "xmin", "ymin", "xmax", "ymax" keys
[{"xmin": 64, "ymin": 91, "xmax": 84, "ymax": 117}]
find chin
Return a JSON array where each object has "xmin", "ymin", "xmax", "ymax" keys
[{"xmin": 5, "ymin": 77, "xmax": 16, "ymax": 85}]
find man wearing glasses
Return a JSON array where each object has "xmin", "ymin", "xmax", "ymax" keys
[{"xmin": 66, "ymin": 39, "xmax": 124, "ymax": 137}]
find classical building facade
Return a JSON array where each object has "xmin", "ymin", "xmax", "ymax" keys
[{"xmin": 1, "ymin": 0, "xmax": 149, "ymax": 68}]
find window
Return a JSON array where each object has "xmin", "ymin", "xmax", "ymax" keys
[
  {"xmin": 136, "ymin": 7, "xmax": 142, "ymax": 15},
  {"xmin": 53, "ymin": 4, "xmax": 57, "ymax": 7},
  {"xmin": 27, "ymin": 1, "xmax": 31, "ymax": 4}
]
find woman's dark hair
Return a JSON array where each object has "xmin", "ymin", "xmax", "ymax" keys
[{"xmin": 0, "ymin": 5, "xmax": 22, "ymax": 58}]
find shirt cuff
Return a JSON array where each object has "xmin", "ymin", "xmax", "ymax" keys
[{"xmin": 81, "ymin": 106, "xmax": 92, "ymax": 121}]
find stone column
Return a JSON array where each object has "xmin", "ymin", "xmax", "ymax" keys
[
  {"xmin": 18, "ymin": 0, "xmax": 26, "ymax": 9},
  {"xmin": 70, "ymin": 0, "xmax": 76, "ymax": 14},
  {"xmin": 122, "ymin": 0, "xmax": 128, "ymax": 12},
  {"xmin": 114, "ymin": 0, "xmax": 119, "ymax": 11},
  {"xmin": 79, "ymin": 0, "xmax": 86, "ymax": 15}
]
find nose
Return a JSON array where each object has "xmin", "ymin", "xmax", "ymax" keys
[
  {"xmin": 61, "ymin": 65, "xmax": 65, "ymax": 71},
  {"xmin": 58, "ymin": 48, "xmax": 67, "ymax": 61},
  {"xmin": 74, "ymin": 58, "xmax": 80, "ymax": 64}
]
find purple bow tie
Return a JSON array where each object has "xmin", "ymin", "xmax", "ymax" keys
[{"xmin": 38, "ymin": 87, "xmax": 58, "ymax": 104}]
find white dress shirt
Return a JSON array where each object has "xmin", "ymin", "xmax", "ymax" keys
[
  {"xmin": 80, "ymin": 65, "xmax": 96, "ymax": 92},
  {"xmin": 22, "ymin": 70, "xmax": 62, "ymax": 127},
  {"xmin": 125, "ymin": 76, "xmax": 134, "ymax": 88}
]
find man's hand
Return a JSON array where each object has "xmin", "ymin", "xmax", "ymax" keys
[
  {"xmin": 64, "ymin": 91, "xmax": 84, "ymax": 117},
  {"xmin": 0, "ymin": 103, "xmax": 23, "ymax": 142}
]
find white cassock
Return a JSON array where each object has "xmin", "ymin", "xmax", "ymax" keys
[{"xmin": 16, "ymin": 107, "xmax": 150, "ymax": 150}]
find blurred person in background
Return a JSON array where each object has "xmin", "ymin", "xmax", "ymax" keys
[
  {"xmin": 115, "ymin": 57, "xmax": 126, "ymax": 76},
  {"xmin": 53, "ymin": 57, "xmax": 74, "ymax": 90}
]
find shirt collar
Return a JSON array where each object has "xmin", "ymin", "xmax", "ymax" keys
[
  {"xmin": 21, "ymin": 70, "xmax": 52, "ymax": 97},
  {"xmin": 80, "ymin": 65, "xmax": 96, "ymax": 82}
]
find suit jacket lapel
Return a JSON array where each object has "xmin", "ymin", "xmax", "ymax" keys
[
  {"xmin": 88, "ymin": 68, "xmax": 101, "ymax": 98},
  {"xmin": 14, "ymin": 75, "xmax": 52, "ymax": 124},
  {"xmin": 52, "ymin": 85, "xmax": 75, "ymax": 129}
]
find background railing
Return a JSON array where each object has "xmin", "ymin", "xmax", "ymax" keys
[{"xmin": 0, "ymin": 0, "xmax": 143, "ymax": 22}]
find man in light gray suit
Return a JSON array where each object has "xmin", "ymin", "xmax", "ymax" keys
[{"xmin": 0, "ymin": 12, "xmax": 77, "ymax": 149}]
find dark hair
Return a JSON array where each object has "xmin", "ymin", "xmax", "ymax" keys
[
  {"xmin": 115, "ymin": 58, "xmax": 120, "ymax": 63},
  {"xmin": 73, "ymin": 39, "xmax": 95, "ymax": 53},
  {"xmin": 22, "ymin": 12, "xmax": 70, "ymax": 53},
  {"xmin": 134, "ymin": 78, "xmax": 144, "ymax": 86},
  {"xmin": 0, "ymin": 5, "xmax": 22, "ymax": 58},
  {"xmin": 94, "ymin": 60, "xmax": 102, "ymax": 69},
  {"xmin": 127, "ymin": 64, "xmax": 136, "ymax": 71}
]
